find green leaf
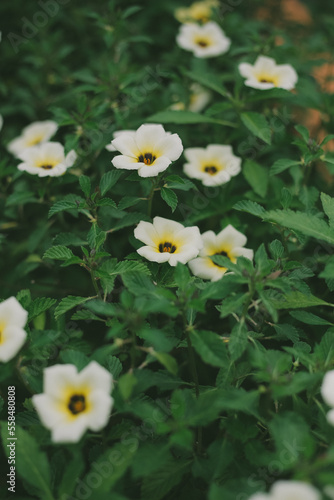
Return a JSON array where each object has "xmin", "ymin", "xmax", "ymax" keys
[
  {"xmin": 290, "ymin": 310, "xmax": 333, "ymax": 326},
  {"xmin": 160, "ymin": 187, "xmax": 178, "ymax": 212},
  {"xmin": 48, "ymin": 200, "xmax": 79, "ymax": 218},
  {"xmin": 57, "ymin": 456, "xmax": 85, "ymax": 498},
  {"xmin": 79, "ymin": 175, "xmax": 91, "ymax": 197},
  {"xmin": 243, "ymin": 160, "xmax": 268, "ymax": 197},
  {"xmin": 118, "ymin": 372, "xmax": 138, "ymax": 399},
  {"xmin": 147, "ymin": 110, "xmax": 235, "ymax": 127},
  {"xmin": 55, "ymin": 296, "xmax": 94, "ymax": 320},
  {"xmin": 118, "ymin": 196, "xmax": 143, "ymax": 210},
  {"xmin": 272, "ymin": 292, "xmax": 333, "ymax": 309},
  {"xmin": 96, "ymin": 197, "xmax": 117, "ymax": 207},
  {"xmin": 190, "ymin": 330, "xmax": 229, "ymax": 368},
  {"xmin": 295, "ymin": 124, "xmax": 310, "ymax": 143},
  {"xmin": 270, "ymin": 158, "xmax": 301, "ymax": 176},
  {"xmin": 0, "ymin": 424, "xmax": 54, "ymax": 500},
  {"xmin": 228, "ymin": 320, "xmax": 248, "ymax": 361},
  {"xmin": 87, "ymin": 224, "xmax": 107, "ymax": 250},
  {"xmin": 99, "ymin": 170, "xmax": 122, "ymax": 196},
  {"xmin": 233, "ymin": 200, "xmax": 266, "ymax": 217},
  {"xmin": 43, "ymin": 245, "xmax": 74, "ymax": 261},
  {"xmin": 115, "ymin": 260, "xmax": 151, "ymax": 275},
  {"xmin": 240, "ymin": 112, "xmax": 271, "ymax": 145},
  {"xmin": 153, "ymin": 352, "xmax": 178, "ymax": 375},
  {"xmin": 6, "ymin": 191, "xmax": 38, "ymax": 207},
  {"xmin": 321, "ymin": 192, "xmax": 334, "ymax": 228},
  {"xmin": 60, "ymin": 349, "xmax": 89, "ymax": 369},
  {"xmin": 183, "ymin": 69, "xmax": 228, "ymax": 97},
  {"xmin": 28, "ymin": 297, "xmax": 56, "ymax": 321}
]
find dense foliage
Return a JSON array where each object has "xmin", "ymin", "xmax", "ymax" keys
[{"xmin": 1, "ymin": 0, "xmax": 334, "ymax": 499}]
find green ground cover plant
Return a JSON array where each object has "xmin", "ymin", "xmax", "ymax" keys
[{"xmin": 1, "ymin": 0, "xmax": 334, "ymax": 499}]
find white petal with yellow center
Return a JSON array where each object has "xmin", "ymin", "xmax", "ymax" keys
[
  {"xmin": 32, "ymin": 361, "xmax": 113, "ymax": 443},
  {"xmin": 134, "ymin": 216, "xmax": 202, "ymax": 266},
  {"xmin": 7, "ymin": 120, "xmax": 58, "ymax": 157},
  {"xmin": 17, "ymin": 141, "xmax": 76, "ymax": 177},
  {"xmin": 239, "ymin": 56, "xmax": 298, "ymax": 90},
  {"xmin": 0, "ymin": 297, "xmax": 27, "ymax": 363},
  {"xmin": 184, "ymin": 144, "xmax": 241, "ymax": 186},
  {"xmin": 111, "ymin": 124, "xmax": 183, "ymax": 178},
  {"xmin": 176, "ymin": 22, "xmax": 231, "ymax": 58},
  {"xmin": 188, "ymin": 225, "xmax": 253, "ymax": 281}
]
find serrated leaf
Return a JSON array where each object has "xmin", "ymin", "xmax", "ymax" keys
[
  {"xmin": 55, "ymin": 296, "xmax": 94, "ymax": 319},
  {"xmin": 321, "ymin": 192, "xmax": 334, "ymax": 228},
  {"xmin": 100, "ymin": 170, "xmax": 122, "ymax": 196},
  {"xmin": 79, "ymin": 175, "xmax": 91, "ymax": 197},
  {"xmin": 270, "ymin": 158, "xmax": 300, "ymax": 175},
  {"xmin": 295, "ymin": 124, "xmax": 310, "ymax": 143},
  {"xmin": 190, "ymin": 330, "xmax": 228, "ymax": 368},
  {"xmin": 60, "ymin": 349, "xmax": 89, "ymax": 369},
  {"xmin": 28, "ymin": 297, "xmax": 57, "ymax": 321},
  {"xmin": 233, "ymin": 200, "xmax": 266, "ymax": 217},
  {"xmin": 272, "ymin": 292, "xmax": 333, "ymax": 309},
  {"xmin": 160, "ymin": 187, "xmax": 178, "ymax": 212},
  {"xmin": 118, "ymin": 372, "xmax": 137, "ymax": 400},
  {"xmin": 240, "ymin": 112, "xmax": 271, "ymax": 145},
  {"xmin": 48, "ymin": 200, "xmax": 79, "ymax": 218},
  {"xmin": 115, "ymin": 260, "xmax": 151, "ymax": 275},
  {"xmin": 43, "ymin": 245, "xmax": 74, "ymax": 261},
  {"xmin": 290, "ymin": 310, "xmax": 333, "ymax": 326},
  {"xmin": 118, "ymin": 196, "xmax": 143, "ymax": 210},
  {"xmin": 228, "ymin": 320, "xmax": 248, "ymax": 361},
  {"xmin": 96, "ymin": 197, "xmax": 117, "ymax": 207}
]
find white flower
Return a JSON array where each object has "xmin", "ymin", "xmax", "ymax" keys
[
  {"xmin": 32, "ymin": 361, "xmax": 113, "ymax": 443},
  {"xmin": 189, "ymin": 224, "xmax": 253, "ymax": 281},
  {"xmin": 183, "ymin": 144, "xmax": 241, "ymax": 187},
  {"xmin": 17, "ymin": 142, "xmax": 77, "ymax": 177},
  {"xmin": 134, "ymin": 216, "xmax": 203, "ymax": 266},
  {"xmin": 170, "ymin": 84, "xmax": 211, "ymax": 113},
  {"xmin": 111, "ymin": 124, "xmax": 183, "ymax": 178},
  {"xmin": 270, "ymin": 480, "xmax": 321, "ymax": 500},
  {"xmin": 0, "ymin": 297, "xmax": 27, "ymax": 363},
  {"xmin": 248, "ymin": 481, "xmax": 321, "ymax": 500},
  {"xmin": 106, "ymin": 130, "xmax": 136, "ymax": 152},
  {"xmin": 239, "ymin": 56, "xmax": 298, "ymax": 90},
  {"xmin": 176, "ymin": 22, "xmax": 231, "ymax": 58},
  {"xmin": 8, "ymin": 120, "xmax": 58, "ymax": 157},
  {"xmin": 321, "ymin": 370, "xmax": 334, "ymax": 425}
]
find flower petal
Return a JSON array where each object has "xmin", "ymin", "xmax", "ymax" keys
[
  {"xmin": 321, "ymin": 370, "xmax": 334, "ymax": 408},
  {"xmin": 87, "ymin": 391, "xmax": 114, "ymax": 431},
  {"xmin": 217, "ymin": 224, "xmax": 247, "ymax": 249},
  {"xmin": 270, "ymin": 480, "xmax": 321, "ymax": 500},
  {"xmin": 0, "ymin": 326, "xmax": 27, "ymax": 362},
  {"xmin": 134, "ymin": 221, "xmax": 160, "ymax": 247},
  {"xmin": 135, "ymin": 124, "xmax": 166, "ymax": 152},
  {"xmin": 112, "ymin": 134, "xmax": 141, "ymax": 158},
  {"xmin": 44, "ymin": 364, "xmax": 79, "ymax": 398},
  {"xmin": 112, "ymin": 155, "xmax": 140, "ymax": 171},
  {"xmin": 78, "ymin": 361, "xmax": 113, "ymax": 394},
  {"xmin": 138, "ymin": 156, "xmax": 171, "ymax": 177},
  {"xmin": 0, "ymin": 296, "xmax": 28, "ymax": 328},
  {"xmin": 137, "ymin": 245, "xmax": 171, "ymax": 263},
  {"xmin": 51, "ymin": 415, "xmax": 90, "ymax": 443}
]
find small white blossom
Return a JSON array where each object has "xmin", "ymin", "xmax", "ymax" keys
[
  {"xmin": 134, "ymin": 216, "xmax": 203, "ymax": 267},
  {"xmin": 0, "ymin": 297, "xmax": 27, "ymax": 363},
  {"xmin": 170, "ymin": 84, "xmax": 211, "ymax": 113},
  {"xmin": 32, "ymin": 361, "xmax": 114, "ymax": 443},
  {"xmin": 17, "ymin": 142, "xmax": 76, "ymax": 177},
  {"xmin": 175, "ymin": 0, "xmax": 219, "ymax": 23},
  {"xmin": 176, "ymin": 22, "xmax": 231, "ymax": 58},
  {"xmin": 8, "ymin": 120, "xmax": 58, "ymax": 157},
  {"xmin": 239, "ymin": 56, "xmax": 298, "ymax": 90},
  {"xmin": 111, "ymin": 124, "xmax": 183, "ymax": 178},
  {"xmin": 248, "ymin": 480, "xmax": 321, "ymax": 500},
  {"xmin": 321, "ymin": 370, "xmax": 334, "ymax": 425},
  {"xmin": 189, "ymin": 225, "xmax": 253, "ymax": 281},
  {"xmin": 183, "ymin": 144, "xmax": 241, "ymax": 186}
]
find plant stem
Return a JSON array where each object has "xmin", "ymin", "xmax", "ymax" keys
[
  {"xmin": 90, "ymin": 270, "xmax": 102, "ymax": 299},
  {"xmin": 147, "ymin": 180, "xmax": 156, "ymax": 217},
  {"xmin": 185, "ymin": 330, "xmax": 199, "ymax": 398}
]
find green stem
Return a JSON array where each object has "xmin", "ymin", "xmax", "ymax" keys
[
  {"xmin": 90, "ymin": 270, "xmax": 102, "ymax": 299},
  {"xmin": 147, "ymin": 180, "xmax": 156, "ymax": 217}
]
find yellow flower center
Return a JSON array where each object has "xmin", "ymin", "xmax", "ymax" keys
[
  {"xmin": 256, "ymin": 73, "xmax": 278, "ymax": 86},
  {"xmin": 138, "ymin": 153, "xmax": 156, "ymax": 165},
  {"xmin": 36, "ymin": 159, "xmax": 58, "ymax": 170},
  {"xmin": 195, "ymin": 37, "xmax": 211, "ymax": 47},
  {"xmin": 159, "ymin": 242, "xmax": 176, "ymax": 253},
  {"xmin": 26, "ymin": 135, "xmax": 44, "ymax": 147},
  {"xmin": 68, "ymin": 394, "xmax": 86, "ymax": 415},
  {"xmin": 0, "ymin": 321, "xmax": 5, "ymax": 344},
  {"xmin": 204, "ymin": 165, "xmax": 219, "ymax": 175}
]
